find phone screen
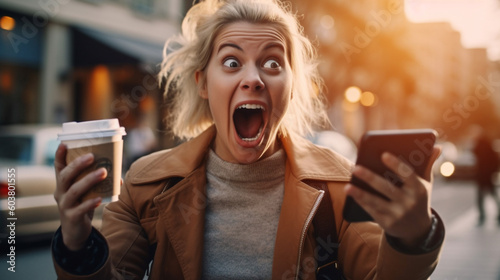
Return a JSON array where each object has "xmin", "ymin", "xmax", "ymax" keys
[{"xmin": 342, "ymin": 129, "xmax": 437, "ymax": 222}]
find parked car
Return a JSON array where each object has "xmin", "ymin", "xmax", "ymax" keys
[
  {"xmin": 436, "ymin": 141, "xmax": 477, "ymax": 181},
  {"xmin": 0, "ymin": 125, "xmax": 104, "ymax": 243}
]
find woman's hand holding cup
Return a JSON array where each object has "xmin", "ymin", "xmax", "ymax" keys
[{"xmin": 53, "ymin": 143, "xmax": 106, "ymax": 251}]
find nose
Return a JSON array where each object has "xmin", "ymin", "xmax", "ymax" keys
[{"xmin": 241, "ymin": 67, "xmax": 265, "ymax": 91}]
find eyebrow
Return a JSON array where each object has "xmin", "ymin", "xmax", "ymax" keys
[
  {"xmin": 264, "ymin": 42, "xmax": 285, "ymax": 52},
  {"xmin": 217, "ymin": 43, "xmax": 242, "ymax": 54},
  {"xmin": 217, "ymin": 42, "xmax": 285, "ymax": 54}
]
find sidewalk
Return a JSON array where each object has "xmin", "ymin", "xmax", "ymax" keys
[{"xmin": 431, "ymin": 194, "xmax": 500, "ymax": 280}]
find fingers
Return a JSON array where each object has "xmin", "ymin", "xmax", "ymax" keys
[
  {"xmin": 350, "ymin": 150, "xmax": 433, "ymax": 200},
  {"xmin": 345, "ymin": 165, "xmax": 405, "ymax": 221},
  {"xmin": 63, "ymin": 196, "xmax": 102, "ymax": 225},
  {"xmin": 347, "ymin": 147, "xmax": 436, "ymax": 244},
  {"xmin": 381, "ymin": 152, "xmax": 418, "ymax": 186},
  {"xmin": 54, "ymin": 143, "xmax": 68, "ymax": 173},
  {"xmin": 381, "ymin": 146, "xmax": 441, "ymax": 184},
  {"xmin": 382, "ymin": 152, "xmax": 433, "ymax": 200},
  {"xmin": 54, "ymin": 145, "xmax": 106, "ymax": 251},
  {"xmin": 346, "ymin": 152, "xmax": 428, "ymax": 216},
  {"xmin": 423, "ymin": 146, "xmax": 442, "ymax": 181},
  {"xmin": 345, "ymin": 181, "xmax": 403, "ymax": 216},
  {"xmin": 57, "ymin": 153, "xmax": 94, "ymax": 193},
  {"xmin": 59, "ymin": 168, "xmax": 107, "ymax": 210},
  {"xmin": 349, "ymin": 165, "xmax": 405, "ymax": 201}
]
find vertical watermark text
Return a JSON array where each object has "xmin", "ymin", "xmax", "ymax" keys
[{"xmin": 5, "ymin": 168, "xmax": 17, "ymax": 273}]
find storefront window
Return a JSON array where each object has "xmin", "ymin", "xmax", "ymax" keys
[{"xmin": 0, "ymin": 9, "xmax": 42, "ymax": 125}]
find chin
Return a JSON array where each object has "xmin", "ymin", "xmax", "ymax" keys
[
  {"xmin": 233, "ymin": 146, "xmax": 265, "ymax": 164},
  {"xmin": 236, "ymin": 134, "xmax": 278, "ymax": 164}
]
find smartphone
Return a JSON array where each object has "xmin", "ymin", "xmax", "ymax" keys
[{"xmin": 342, "ymin": 129, "xmax": 438, "ymax": 222}]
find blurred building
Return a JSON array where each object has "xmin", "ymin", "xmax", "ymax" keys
[
  {"xmin": 0, "ymin": 0, "xmax": 186, "ymax": 139},
  {"xmin": 290, "ymin": 0, "xmax": 498, "ymax": 142},
  {"xmin": 490, "ymin": 60, "xmax": 500, "ymax": 130},
  {"xmin": 292, "ymin": 0, "xmax": 420, "ymax": 141},
  {"xmin": 1, "ymin": 0, "xmax": 498, "ymax": 144},
  {"xmin": 403, "ymin": 22, "xmax": 464, "ymax": 128},
  {"xmin": 403, "ymin": 21, "xmax": 498, "ymax": 140}
]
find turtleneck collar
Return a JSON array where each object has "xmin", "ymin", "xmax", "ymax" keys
[{"xmin": 206, "ymin": 148, "xmax": 286, "ymax": 188}]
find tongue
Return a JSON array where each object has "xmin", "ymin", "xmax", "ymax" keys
[{"xmin": 233, "ymin": 109, "xmax": 263, "ymax": 139}]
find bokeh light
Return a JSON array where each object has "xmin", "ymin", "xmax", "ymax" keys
[
  {"xmin": 0, "ymin": 16, "xmax": 15, "ymax": 31},
  {"xmin": 344, "ymin": 86, "xmax": 362, "ymax": 103},
  {"xmin": 440, "ymin": 161, "xmax": 455, "ymax": 177},
  {"xmin": 320, "ymin": 15, "xmax": 335, "ymax": 30},
  {"xmin": 360, "ymin": 91, "xmax": 376, "ymax": 107}
]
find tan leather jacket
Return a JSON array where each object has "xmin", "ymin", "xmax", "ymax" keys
[{"xmin": 54, "ymin": 126, "xmax": 442, "ymax": 279}]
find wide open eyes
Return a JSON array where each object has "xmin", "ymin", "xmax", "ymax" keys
[
  {"xmin": 223, "ymin": 58, "xmax": 240, "ymax": 68},
  {"xmin": 262, "ymin": 59, "xmax": 281, "ymax": 70},
  {"xmin": 222, "ymin": 57, "xmax": 281, "ymax": 70}
]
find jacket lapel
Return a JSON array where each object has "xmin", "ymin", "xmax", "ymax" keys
[
  {"xmin": 153, "ymin": 167, "xmax": 207, "ymax": 280},
  {"xmin": 271, "ymin": 131, "xmax": 352, "ymax": 279},
  {"xmin": 272, "ymin": 170, "xmax": 324, "ymax": 279},
  {"xmin": 129, "ymin": 127, "xmax": 216, "ymax": 280}
]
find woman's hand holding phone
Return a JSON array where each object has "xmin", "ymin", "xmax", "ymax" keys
[
  {"xmin": 345, "ymin": 146, "xmax": 441, "ymax": 249},
  {"xmin": 342, "ymin": 129, "xmax": 441, "ymax": 250},
  {"xmin": 53, "ymin": 144, "xmax": 106, "ymax": 251}
]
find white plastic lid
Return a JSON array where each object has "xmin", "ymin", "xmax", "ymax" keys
[{"xmin": 58, "ymin": 119, "xmax": 126, "ymax": 141}]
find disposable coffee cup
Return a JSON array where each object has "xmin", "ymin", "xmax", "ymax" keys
[{"xmin": 58, "ymin": 119, "xmax": 126, "ymax": 203}]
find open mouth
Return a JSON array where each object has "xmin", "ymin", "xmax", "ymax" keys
[{"xmin": 233, "ymin": 104, "xmax": 266, "ymax": 142}]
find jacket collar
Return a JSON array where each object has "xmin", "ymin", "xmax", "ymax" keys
[
  {"xmin": 128, "ymin": 126, "xmax": 216, "ymax": 184},
  {"xmin": 129, "ymin": 125, "xmax": 352, "ymax": 185}
]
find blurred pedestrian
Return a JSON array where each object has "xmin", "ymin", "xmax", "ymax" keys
[{"xmin": 472, "ymin": 129, "xmax": 500, "ymax": 225}]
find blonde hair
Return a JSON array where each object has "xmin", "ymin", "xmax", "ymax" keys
[{"xmin": 159, "ymin": 0, "xmax": 328, "ymax": 139}]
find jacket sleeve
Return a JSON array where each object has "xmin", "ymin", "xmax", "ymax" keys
[
  {"xmin": 52, "ymin": 171, "xmax": 152, "ymax": 280},
  {"xmin": 327, "ymin": 178, "xmax": 444, "ymax": 280},
  {"xmin": 52, "ymin": 226, "xmax": 108, "ymax": 276},
  {"xmin": 338, "ymin": 215, "xmax": 444, "ymax": 280}
]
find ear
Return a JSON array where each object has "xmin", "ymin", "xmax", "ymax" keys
[{"xmin": 195, "ymin": 70, "xmax": 208, "ymax": 99}]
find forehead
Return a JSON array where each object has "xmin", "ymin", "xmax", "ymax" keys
[{"xmin": 214, "ymin": 21, "xmax": 288, "ymax": 52}]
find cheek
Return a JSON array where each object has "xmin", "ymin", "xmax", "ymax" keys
[
  {"xmin": 206, "ymin": 80, "xmax": 232, "ymax": 125},
  {"xmin": 271, "ymin": 78, "xmax": 292, "ymax": 118}
]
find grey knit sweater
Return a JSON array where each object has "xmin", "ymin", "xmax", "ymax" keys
[{"xmin": 201, "ymin": 149, "xmax": 286, "ymax": 279}]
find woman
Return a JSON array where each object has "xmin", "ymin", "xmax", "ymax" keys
[{"xmin": 52, "ymin": 0, "xmax": 444, "ymax": 279}]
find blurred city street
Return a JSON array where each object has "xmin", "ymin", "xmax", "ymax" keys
[
  {"xmin": 1, "ymin": 177, "xmax": 499, "ymax": 279},
  {"xmin": 431, "ymin": 178, "xmax": 500, "ymax": 280}
]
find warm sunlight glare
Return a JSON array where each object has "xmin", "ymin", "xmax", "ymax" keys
[{"xmin": 405, "ymin": 0, "xmax": 500, "ymax": 60}]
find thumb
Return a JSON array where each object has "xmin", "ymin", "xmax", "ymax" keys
[{"xmin": 423, "ymin": 145, "xmax": 442, "ymax": 181}]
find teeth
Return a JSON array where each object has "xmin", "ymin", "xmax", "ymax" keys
[
  {"xmin": 240, "ymin": 127, "xmax": 263, "ymax": 142},
  {"xmin": 237, "ymin": 104, "xmax": 265, "ymax": 111}
]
